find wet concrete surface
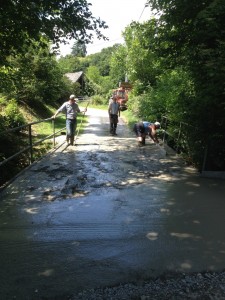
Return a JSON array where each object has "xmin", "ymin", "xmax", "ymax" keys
[{"xmin": 0, "ymin": 108, "xmax": 225, "ymax": 299}]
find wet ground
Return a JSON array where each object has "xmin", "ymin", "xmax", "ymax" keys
[{"xmin": 0, "ymin": 108, "xmax": 225, "ymax": 299}]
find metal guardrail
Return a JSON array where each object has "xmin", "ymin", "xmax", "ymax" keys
[
  {"xmin": 160, "ymin": 116, "xmax": 225, "ymax": 173},
  {"xmin": 160, "ymin": 116, "xmax": 197, "ymax": 165},
  {"xmin": 161, "ymin": 116, "xmax": 188, "ymax": 152},
  {"xmin": 0, "ymin": 117, "xmax": 65, "ymax": 168},
  {"xmin": 0, "ymin": 100, "xmax": 90, "ymax": 170}
]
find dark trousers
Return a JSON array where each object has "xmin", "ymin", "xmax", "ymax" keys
[
  {"xmin": 133, "ymin": 122, "xmax": 145, "ymax": 137},
  {"xmin": 109, "ymin": 114, "xmax": 118, "ymax": 133},
  {"xmin": 133, "ymin": 122, "xmax": 146, "ymax": 145}
]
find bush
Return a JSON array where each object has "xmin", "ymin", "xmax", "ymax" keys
[
  {"xmin": 3, "ymin": 99, "xmax": 25, "ymax": 128},
  {"xmin": 90, "ymin": 95, "xmax": 107, "ymax": 105}
]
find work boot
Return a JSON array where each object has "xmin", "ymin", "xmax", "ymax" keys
[
  {"xmin": 70, "ymin": 137, "xmax": 74, "ymax": 146},
  {"xmin": 112, "ymin": 128, "xmax": 117, "ymax": 136}
]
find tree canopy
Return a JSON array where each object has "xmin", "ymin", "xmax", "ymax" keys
[
  {"xmin": 147, "ymin": 0, "xmax": 225, "ymax": 169},
  {"xmin": 71, "ymin": 41, "xmax": 87, "ymax": 57},
  {"xmin": 0, "ymin": 0, "xmax": 108, "ymax": 65}
]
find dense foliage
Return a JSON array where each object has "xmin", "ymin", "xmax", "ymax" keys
[
  {"xmin": 147, "ymin": 0, "xmax": 225, "ymax": 170},
  {"xmin": 0, "ymin": 0, "xmax": 108, "ymax": 65},
  {"xmin": 108, "ymin": 0, "xmax": 225, "ymax": 171}
]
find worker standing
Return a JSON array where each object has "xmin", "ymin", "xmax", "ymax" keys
[
  {"xmin": 52, "ymin": 95, "xmax": 87, "ymax": 145},
  {"xmin": 108, "ymin": 96, "xmax": 120, "ymax": 136}
]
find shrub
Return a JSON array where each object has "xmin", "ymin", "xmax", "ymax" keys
[
  {"xmin": 3, "ymin": 99, "xmax": 25, "ymax": 128},
  {"xmin": 90, "ymin": 95, "xmax": 107, "ymax": 105}
]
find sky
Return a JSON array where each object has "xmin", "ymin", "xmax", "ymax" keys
[{"xmin": 59, "ymin": 0, "xmax": 153, "ymax": 56}]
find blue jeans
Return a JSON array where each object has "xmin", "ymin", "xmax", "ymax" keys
[{"xmin": 66, "ymin": 118, "xmax": 77, "ymax": 138}]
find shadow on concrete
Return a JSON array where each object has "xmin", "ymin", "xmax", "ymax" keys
[{"xmin": 0, "ymin": 108, "xmax": 225, "ymax": 299}]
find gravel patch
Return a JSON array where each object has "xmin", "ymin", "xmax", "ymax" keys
[{"xmin": 71, "ymin": 271, "xmax": 225, "ymax": 300}]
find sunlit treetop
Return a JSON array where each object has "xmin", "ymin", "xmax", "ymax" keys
[{"xmin": 0, "ymin": 0, "xmax": 108, "ymax": 64}]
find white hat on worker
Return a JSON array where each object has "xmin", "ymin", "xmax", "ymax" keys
[
  {"xmin": 69, "ymin": 94, "xmax": 75, "ymax": 99},
  {"xmin": 154, "ymin": 122, "xmax": 161, "ymax": 128}
]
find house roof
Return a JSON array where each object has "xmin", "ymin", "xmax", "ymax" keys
[{"xmin": 64, "ymin": 71, "xmax": 83, "ymax": 83}]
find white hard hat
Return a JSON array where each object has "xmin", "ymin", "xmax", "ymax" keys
[
  {"xmin": 69, "ymin": 94, "xmax": 75, "ymax": 99},
  {"xmin": 154, "ymin": 122, "xmax": 161, "ymax": 128}
]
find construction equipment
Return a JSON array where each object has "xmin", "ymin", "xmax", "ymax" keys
[{"xmin": 112, "ymin": 82, "xmax": 132, "ymax": 111}]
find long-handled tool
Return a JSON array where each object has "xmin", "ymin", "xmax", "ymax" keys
[{"xmin": 74, "ymin": 99, "xmax": 90, "ymax": 146}]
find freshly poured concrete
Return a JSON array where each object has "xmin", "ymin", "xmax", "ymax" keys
[{"xmin": 0, "ymin": 108, "xmax": 225, "ymax": 299}]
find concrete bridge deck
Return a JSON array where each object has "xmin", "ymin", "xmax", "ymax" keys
[{"xmin": 0, "ymin": 108, "xmax": 225, "ymax": 299}]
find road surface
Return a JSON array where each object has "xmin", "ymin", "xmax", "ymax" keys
[{"xmin": 0, "ymin": 108, "xmax": 225, "ymax": 299}]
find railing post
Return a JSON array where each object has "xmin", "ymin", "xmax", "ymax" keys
[
  {"xmin": 0, "ymin": 117, "xmax": 66, "ymax": 182},
  {"xmin": 176, "ymin": 122, "xmax": 182, "ymax": 151},
  {"xmin": 162, "ymin": 116, "xmax": 167, "ymax": 144},
  {"xmin": 202, "ymin": 145, "xmax": 208, "ymax": 172},
  {"xmin": 52, "ymin": 119, "xmax": 56, "ymax": 146},
  {"xmin": 28, "ymin": 124, "xmax": 33, "ymax": 164}
]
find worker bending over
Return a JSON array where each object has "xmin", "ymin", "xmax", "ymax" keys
[{"xmin": 133, "ymin": 121, "xmax": 160, "ymax": 146}]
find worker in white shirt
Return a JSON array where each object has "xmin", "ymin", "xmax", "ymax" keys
[{"xmin": 108, "ymin": 96, "xmax": 120, "ymax": 136}]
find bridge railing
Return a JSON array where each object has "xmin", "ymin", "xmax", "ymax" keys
[
  {"xmin": 0, "ymin": 117, "xmax": 65, "ymax": 169},
  {"xmin": 160, "ymin": 116, "xmax": 225, "ymax": 174},
  {"xmin": 160, "ymin": 116, "xmax": 190, "ymax": 154},
  {"xmin": 0, "ymin": 100, "xmax": 89, "ymax": 187}
]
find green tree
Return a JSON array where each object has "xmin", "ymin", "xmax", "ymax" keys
[
  {"xmin": 1, "ymin": 98, "xmax": 25, "ymax": 128},
  {"xmin": 1, "ymin": 40, "xmax": 69, "ymax": 107},
  {"xmin": 110, "ymin": 45, "xmax": 128, "ymax": 87},
  {"xmin": 86, "ymin": 66, "xmax": 101, "ymax": 84},
  {"xmin": 89, "ymin": 45, "xmax": 120, "ymax": 77},
  {"xmin": 58, "ymin": 43, "xmax": 121, "ymax": 98},
  {"xmin": 86, "ymin": 65, "xmax": 102, "ymax": 94},
  {"xmin": 148, "ymin": 0, "xmax": 225, "ymax": 169},
  {"xmin": 57, "ymin": 55, "xmax": 83, "ymax": 73},
  {"xmin": 0, "ymin": 0, "xmax": 108, "ymax": 65},
  {"xmin": 71, "ymin": 41, "xmax": 87, "ymax": 57},
  {"xmin": 123, "ymin": 20, "xmax": 162, "ymax": 89}
]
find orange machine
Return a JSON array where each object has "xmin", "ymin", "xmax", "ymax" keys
[{"xmin": 112, "ymin": 82, "xmax": 132, "ymax": 111}]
